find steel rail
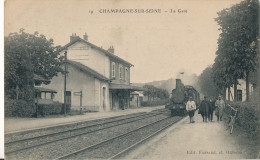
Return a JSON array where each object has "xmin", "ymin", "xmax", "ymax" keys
[
  {"xmin": 6, "ymin": 109, "xmax": 167, "ymax": 143},
  {"xmin": 54, "ymin": 116, "xmax": 175, "ymax": 160},
  {"xmin": 108, "ymin": 116, "xmax": 183, "ymax": 159},
  {"xmin": 5, "ymin": 112, "xmax": 150, "ymax": 144},
  {"xmin": 5, "ymin": 111, "xmax": 147, "ymax": 138},
  {"xmin": 5, "ymin": 111, "xmax": 166, "ymax": 155}
]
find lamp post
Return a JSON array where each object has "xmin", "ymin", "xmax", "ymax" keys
[{"xmin": 64, "ymin": 50, "xmax": 67, "ymax": 117}]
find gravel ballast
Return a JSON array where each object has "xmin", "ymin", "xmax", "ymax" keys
[{"xmin": 6, "ymin": 114, "xmax": 169, "ymax": 160}]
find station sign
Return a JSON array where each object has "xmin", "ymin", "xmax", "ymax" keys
[{"xmin": 74, "ymin": 91, "xmax": 82, "ymax": 96}]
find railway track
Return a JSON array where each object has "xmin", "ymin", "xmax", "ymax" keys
[
  {"xmin": 5, "ymin": 109, "xmax": 170, "ymax": 159},
  {"xmin": 56, "ymin": 116, "xmax": 183, "ymax": 159},
  {"xmin": 5, "ymin": 111, "xmax": 149, "ymax": 142}
]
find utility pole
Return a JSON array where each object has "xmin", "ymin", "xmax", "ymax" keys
[{"xmin": 64, "ymin": 51, "xmax": 67, "ymax": 117}]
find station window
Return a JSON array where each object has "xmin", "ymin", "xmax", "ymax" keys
[
  {"xmin": 46, "ymin": 93, "xmax": 51, "ymax": 99},
  {"xmin": 119, "ymin": 66, "xmax": 122, "ymax": 79},
  {"xmin": 112, "ymin": 62, "xmax": 115, "ymax": 78},
  {"xmin": 125, "ymin": 68, "xmax": 128, "ymax": 81},
  {"xmin": 41, "ymin": 92, "xmax": 45, "ymax": 99},
  {"xmin": 51, "ymin": 93, "xmax": 55, "ymax": 99}
]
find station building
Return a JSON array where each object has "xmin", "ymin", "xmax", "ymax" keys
[
  {"xmin": 42, "ymin": 33, "xmax": 142, "ymax": 112},
  {"xmin": 226, "ymin": 79, "xmax": 254, "ymax": 102}
]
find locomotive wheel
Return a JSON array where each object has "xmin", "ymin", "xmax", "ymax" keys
[{"xmin": 171, "ymin": 110, "xmax": 175, "ymax": 117}]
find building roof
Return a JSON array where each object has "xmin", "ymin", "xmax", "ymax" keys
[
  {"xmin": 67, "ymin": 60, "xmax": 110, "ymax": 81},
  {"xmin": 34, "ymin": 87, "xmax": 57, "ymax": 93},
  {"xmin": 110, "ymin": 84, "xmax": 144, "ymax": 91},
  {"xmin": 34, "ymin": 74, "xmax": 50, "ymax": 82},
  {"xmin": 60, "ymin": 37, "xmax": 134, "ymax": 67}
]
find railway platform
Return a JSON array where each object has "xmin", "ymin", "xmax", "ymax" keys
[
  {"xmin": 4, "ymin": 105, "xmax": 165, "ymax": 133},
  {"xmin": 123, "ymin": 110, "xmax": 258, "ymax": 159}
]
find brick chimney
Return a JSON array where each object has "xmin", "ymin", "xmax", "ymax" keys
[
  {"xmin": 107, "ymin": 46, "xmax": 114, "ymax": 54},
  {"xmin": 83, "ymin": 33, "xmax": 88, "ymax": 41},
  {"xmin": 70, "ymin": 33, "xmax": 79, "ymax": 42}
]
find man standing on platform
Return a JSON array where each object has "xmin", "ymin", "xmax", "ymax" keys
[
  {"xmin": 186, "ymin": 97, "xmax": 196, "ymax": 123},
  {"xmin": 215, "ymin": 96, "xmax": 225, "ymax": 121},
  {"xmin": 208, "ymin": 97, "xmax": 215, "ymax": 122},
  {"xmin": 199, "ymin": 96, "xmax": 209, "ymax": 122}
]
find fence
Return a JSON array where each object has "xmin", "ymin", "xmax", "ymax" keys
[
  {"xmin": 225, "ymin": 104, "xmax": 238, "ymax": 134},
  {"xmin": 226, "ymin": 104, "xmax": 238, "ymax": 117},
  {"xmin": 224, "ymin": 101, "xmax": 259, "ymax": 138}
]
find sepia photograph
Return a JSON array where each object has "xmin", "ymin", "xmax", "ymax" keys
[{"xmin": 2, "ymin": 0, "xmax": 260, "ymax": 159}]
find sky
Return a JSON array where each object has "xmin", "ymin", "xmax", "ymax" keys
[{"xmin": 4, "ymin": 0, "xmax": 243, "ymax": 83}]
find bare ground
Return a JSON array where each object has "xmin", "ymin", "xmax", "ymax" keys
[{"xmin": 123, "ymin": 111, "xmax": 259, "ymax": 159}]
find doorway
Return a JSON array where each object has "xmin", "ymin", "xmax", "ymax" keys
[
  {"xmin": 103, "ymin": 87, "xmax": 106, "ymax": 111},
  {"xmin": 237, "ymin": 90, "xmax": 242, "ymax": 101},
  {"xmin": 66, "ymin": 91, "xmax": 71, "ymax": 105}
]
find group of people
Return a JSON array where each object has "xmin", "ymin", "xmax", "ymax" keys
[{"xmin": 185, "ymin": 95, "xmax": 225, "ymax": 123}]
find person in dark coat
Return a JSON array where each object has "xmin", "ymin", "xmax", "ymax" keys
[
  {"xmin": 199, "ymin": 96, "xmax": 209, "ymax": 122},
  {"xmin": 208, "ymin": 97, "xmax": 215, "ymax": 122}
]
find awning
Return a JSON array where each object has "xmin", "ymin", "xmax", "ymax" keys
[
  {"xmin": 131, "ymin": 91, "xmax": 144, "ymax": 96},
  {"xmin": 34, "ymin": 87, "xmax": 57, "ymax": 93},
  {"xmin": 109, "ymin": 84, "xmax": 144, "ymax": 91}
]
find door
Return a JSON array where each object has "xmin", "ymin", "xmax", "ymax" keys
[
  {"xmin": 103, "ymin": 87, "xmax": 106, "ymax": 111},
  {"xmin": 66, "ymin": 91, "xmax": 71, "ymax": 105},
  {"xmin": 237, "ymin": 90, "xmax": 242, "ymax": 101},
  {"xmin": 111, "ymin": 91, "xmax": 115, "ymax": 110}
]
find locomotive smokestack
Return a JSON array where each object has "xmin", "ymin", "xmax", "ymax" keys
[{"xmin": 176, "ymin": 79, "xmax": 182, "ymax": 89}]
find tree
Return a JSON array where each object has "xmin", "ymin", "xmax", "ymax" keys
[
  {"xmin": 5, "ymin": 29, "xmax": 63, "ymax": 100},
  {"xmin": 143, "ymin": 85, "xmax": 169, "ymax": 101},
  {"xmin": 158, "ymin": 89, "xmax": 169, "ymax": 99},
  {"xmin": 143, "ymin": 85, "xmax": 155, "ymax": 101},
  {"xmin": 212, "ymin": 52, "xmax": 240, "ymax": 100},
  {"xmin": 198, "ymin": 66, "xmax": 220, "ymax": 98},
  {"xmin": 214, "ymin": 0, "xmax": 259, "ymax": 101},
  {"xmin": 4, "ymin": 41, "xmax": 34, "ymax": 101}
]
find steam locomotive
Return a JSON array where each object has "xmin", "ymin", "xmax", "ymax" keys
[{"xmin": 165, "ymin": 79, "xmax": 200, "ymax": 116}]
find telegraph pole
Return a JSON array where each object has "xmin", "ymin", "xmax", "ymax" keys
[{"xmin": 64, "ymin": 51, "xmax": 67, "ymax": 117}]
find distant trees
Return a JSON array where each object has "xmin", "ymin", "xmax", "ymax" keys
[
  {"xmin": 198, "ymin": 66, "xmax": 220, "ymax": 98},
  {"xmin": 213, "ymin": 0, "xmax": 259, "ymax": 101},
  {"xmin": 143, "ymin": 85, "xmax": 169, "ymax": 101},
  {"xmin": 5, "ymin": 29, "xmax": 63, "ymax": 101}
]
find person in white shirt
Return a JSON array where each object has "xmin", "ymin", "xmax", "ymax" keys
[{"xmin": 186, "ymin": 97, "xmax": 196, "ymax": 123}]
